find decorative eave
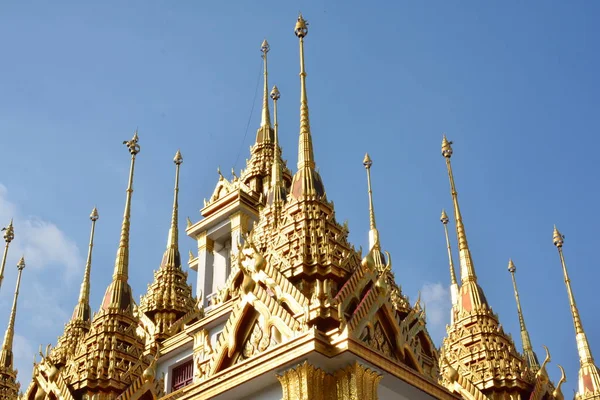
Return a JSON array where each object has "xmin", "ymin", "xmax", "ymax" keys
[
  {"xmin": 187, "ymin": 189, "xmax": 260, "ymax": 239},
  {"xmin": 159, "ymin": 298, "xmax": 236, "ymax": 357}
]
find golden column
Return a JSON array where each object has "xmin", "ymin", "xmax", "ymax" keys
[{"xmin": 0, "ymin": 219, "xmax": 15, "ymax": 292}]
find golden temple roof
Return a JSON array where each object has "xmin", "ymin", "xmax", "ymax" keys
[{"xmin": 13, "ymin": 13, "xmax": 595, "ymax": 400}]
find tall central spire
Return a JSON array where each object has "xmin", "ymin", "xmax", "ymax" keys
[
  {"xmin": 441, "ymin": 135, "xmax": 487, "ymax": 311},
  {"xmin": 101, "ymin": 131, "xmax": 140, "ymax": 311},
  {"xmin": 507, "ymin": 259, "xmax": 540, "ymax": 372},
  {"xmin": 0, "ymin": 219, "xmax": 14, "ymax": 292},
  {"xmin": 72, "ymin": 207, "xmax": 99, "ymax": 322},
  {"xmin": 553, "ymin": 226, "xmax": 600, "ymax": 398},
  {"xmin": 0, "ymin": 256, "xmax": 25, "ymax": 372},
  {"xmin": 291, "ymin": 13, "xmax": 324, "ymax": 198}
]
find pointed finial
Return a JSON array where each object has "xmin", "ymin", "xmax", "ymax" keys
[
  {"xmin": 72, "ymin": 207, "xmax": 99, "ymax": 322},
  {"xmin": 0, "ymin": 219, "xmax": 15, "ymax": 292},
  {"xmin": 295, "ymin": 13, "xmax": 308, "ymax": 38},
  {"xmin": 186, "ymin": 216, "xmax": 192, "ymax": 228},
  {"xmin": 508, "ymin": 259, "xmax": 540, "ymax": 371},
  {"xmin": 0, "ymin": 256, "xmax": 25, "ymax": 371},
  {"xmin": 123, "ymin": 130, "xmax": 141, "ymax": 155},
  {"xmin": 174, "ymin": 149, "xmax": 183, "ymax": 165},
  {"xmin": 2, "ymin": 219, "xmax": 14, "ymax": 243},
  {"xmin": 553, "ymin": 225, "xmax": 564, "ymax": 248},
  {"xmin": 363, "ymin": 153, "xmax": 373, "ymax": 169},
  {"xmin": 16, "ymin": 256, "xmax": 25, "ymax": 271},
  {"xmin": 508, "ymin": 258, "xmax": 516, "ymax": 273},
  {"xmin": 270, "ymin": 85, "xmax": 280, "ymax": 101},
  {"xmin": 261, "ymin": 39, "xmax": 270, "ymax": 53},
  {"xmin": 440, "ymin": 209, "xmax": 449, "ymax": 224},
  {"xmin": 441, "ymin": 134, "xmax": 453, "ymax": 158}
]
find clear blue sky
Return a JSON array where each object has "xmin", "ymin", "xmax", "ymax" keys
[{"xmin": 0, "ymin": 1, "xmax": 598, "ymax": 396}]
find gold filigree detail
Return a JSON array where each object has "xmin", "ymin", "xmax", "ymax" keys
[{"xmin": 278, "ymin": 360, "xmax": 382, "ymax": 400}]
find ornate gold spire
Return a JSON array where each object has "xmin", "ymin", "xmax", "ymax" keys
[
  {"xmin": 50, "ymin": 208, "xmax": 99, "ymax": 366},
  {"xmin": 296, "ymin": 13, "xmax": 312, "ymax": 170},
  {"xmin": 72, "ymin": 207, "xmax": 99, "ymax": 322},
  {"xmin": 363, "ymin": 153, "xmax": 379, "ymax": 250},
  {"xmin": 139, "ymin": 150, "xmax": 195, "ymax": 340},
  {"xmin": 439, "ymin": 136, "xmax": 530, "ymax": 398},
  {"xmin": 268, "ymin": 85, "xmax": 287, "ymax": 208},
  {"xmin": 254, "ymin": 39, "xmax": 274, "ymax": 145},
  {"xmin": 440, "ymin": 210, "xmax": 459, "ymax": 315},
  {"xmin": 260, "ymin": 39, "xmax": 271, "ymax": 130},
  {"xmin": 0, "ymin": 256, "xmax": 25, "ymax": 398},
  {"xmin": 441, "ymin": 135, "xmax": 487, "ymax": 310},
  {"xmin": 101, "ymin": 130, "xmax": 140, "ymax": 311},
  {"xmin": 553, "ymin": 226, "xmax": 600, "ymax": 399},
  {"xmin": 167, "ymin": 150, "xmax": 183, "ymax": 250},
  {"xmin": 0, "ymin": 219, "xmax": 14, "ymax": 292},
  {"xmin": 291, "ymin": 13, "xmax": 325, "ymax": 198},
  {"xmin": 507, "ymin": 259, "xmax": 540, "ymax": 372}
]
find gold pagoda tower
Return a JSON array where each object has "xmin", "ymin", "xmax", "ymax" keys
[{"xmin": 15, "ymin": 12, "xmax": 595, "ymax": 400}]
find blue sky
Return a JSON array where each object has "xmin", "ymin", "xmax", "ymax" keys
[{"xmin": 1, "ymin": 1, "xmax": 598, "ymax": 395}]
